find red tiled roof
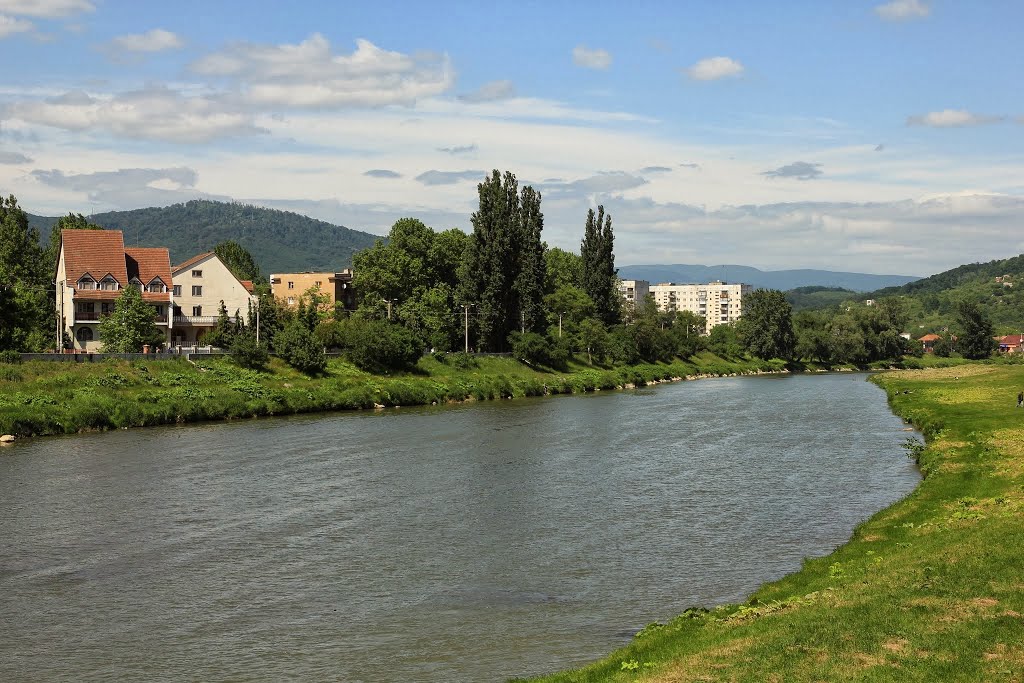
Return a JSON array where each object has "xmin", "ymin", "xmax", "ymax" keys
[
  {"xmin": 61, "ymin": 229, "xmax": 128, "ymax": 287},
  {"xmin": 126, "ymin": 247, "xmax": 172, "ymax": 303},
  {"xmin": 918, "ymin": 333, "xmax": 942, "ymax": 342},
  {"xmin": 172, "ymin": 251, "xmax": 214, "ymax": 273},
  {"xmin": 240, "ymin": 280, "xmax": 254, "ymax": 293},
  {"xmin": 1001, "ymin": 335, "xmax": 1024, "ymax": 346}
]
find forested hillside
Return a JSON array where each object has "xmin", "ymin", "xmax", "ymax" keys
[{"xmin": 29, "ymin": 200, "xmax": 381, "ymax": 273}]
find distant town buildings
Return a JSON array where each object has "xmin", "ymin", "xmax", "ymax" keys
[
  {"xmin": 648, "ymin": 281, "xmax": 752, "ymax": 334},
  {"xmin": 618, "ymin": 279, "xmax": 650, "ymax": 313},
  {"xmin": 270, "ymin": 270, "xmax": 355, "ymax": 312}
]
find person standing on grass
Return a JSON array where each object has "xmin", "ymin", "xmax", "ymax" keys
[{"xmin": 1017, "ymin": 391, "xmax": 1022, "ymax": 408}]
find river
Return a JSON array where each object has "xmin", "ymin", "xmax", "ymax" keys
[{"xmin": 0, "ymin": 373, "xmax": 919, "ymax": 682}]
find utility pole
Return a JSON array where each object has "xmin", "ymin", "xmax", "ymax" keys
[
  {"xmin": 462, "ymin": 303, "xmax": 475, "ymax": 353},
  {"xmin": 382, "ymin": 298, "xmax": 395, "ymax": 320},
  {"xmin": 558, "ymin": 311, "xmax": 565, "ymax": 338},
  {"xmin": 255, "ymin": 295, "xmax": 260, "ymax": 344}
]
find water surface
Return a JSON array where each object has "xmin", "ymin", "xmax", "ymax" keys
[{"xmin": 0, "ymin": 373, "xmax": 920, "ymax": 681}]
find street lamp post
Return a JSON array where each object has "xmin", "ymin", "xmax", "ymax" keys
[
  {"xmin": 382, "ymin": 298, "xmax": 395, "ymax": 320},
  {"xmin": 558, "ymin": 311, "xmax": 566, "ymax": 338},
  {"xmin": 462, "ymin": 303, "xmax": 475, "ymax": 353}
]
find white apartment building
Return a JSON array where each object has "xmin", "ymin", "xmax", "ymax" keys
[
  {"xmin": 618, "ymin": 279, "xmax": 650, "ymax": 312},
  {"xmin": 649, "ymin": 281, "xmax": 752, "ymax": 334}
]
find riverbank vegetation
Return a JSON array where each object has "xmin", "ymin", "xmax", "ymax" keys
[
  {"xmin": 522, "ymin": 362, "xmax": 1024, "ymax": 682},
  {"xmin": 0, "ymin": 352, "xmax": 785, "ymax": 439}
]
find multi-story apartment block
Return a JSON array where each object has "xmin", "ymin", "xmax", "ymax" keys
[
  {"xmin": 170, "ymin": 252, "xmax": 257, "ymax": 347},
  {"xmin": 649, "ymin": 280, "xmax": 752, "ymax": 334},
  {"xmin": 270, "ymin": 270, "xmax": 355, "ymax": 311},
  {"xmin": 618, "ymin": 279, "xmax": 650, "ymax": 313},
  {"xmin": 55, "ymin": 229, "xmax": 173, "ymax": 351}
]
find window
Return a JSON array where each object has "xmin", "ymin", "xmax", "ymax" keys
[
  {"xmin": 173, "ymin": 285, "xmax": 181, "ymax": 297},
  {"xmin": 192, "ymin": 270, "xmax": 203, "ymax": 278},
  {"xmin": 192, "ymin": 285, "xmax": 202, "ymax": 296},
  {"xmin": 287, "ymin": 296, "xmax": 295, "ymax": 305},
  {"xmin": 76, "ymin": 327, "xmax": 93, "ymax": 342},
  {"xmin": 192, "ymin": 306, "xmax": 202, "ymax": 316},
  {"xmin": 288, "ymin": 281, "xmax": 294, "ymax": 289},
  {"xmin": 100, "ymin": 303, "xmax": 113, "ymax": 315},
  {"xmin": 77, "ymin": 275, "xmax": 96, "ymax": 290},
  {"xmin": 100, "ymin": 276, "xmax": 118, "ymax": 291},
  {"xmin": 147, "ymin": 278, "xmax": 165, "ymax": 293},
  {"xmin": 154, "ymin": 305, "xmax": 164, "ymax": 315},
  {"xmin": 315, "ymin": 281, "xmax": 322, "ymax": 287}
]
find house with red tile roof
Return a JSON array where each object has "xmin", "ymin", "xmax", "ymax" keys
[
  {"xmin": 998, "ymin": 334, "xmax": 1024, "ymax": 353},
  {"xmin": 918, "ymin": 333, "xmax": 942, "ymax": 353},
  {"xmin": 170, "ymin": 252, "xmax": 257, "ymax": 347},
  {"xmin": 55, "ymin": 229, "xmax": 173, "ymax": 351}
]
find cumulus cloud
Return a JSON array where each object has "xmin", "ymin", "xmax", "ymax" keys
[
  {"xmin": 686, "ymin": 56, "xmax": 744, "ymax": 81},
  {"xmin": 191, "ymin": 34, "xmax": 453, "ymax": 108},
  {"xmin": 0, "ymin": 0, "xmax": 93, "ymax": 17},
  {"xmin": 572, "ymin": 45, "xmax": 612, "ymax": 70},
  {"xmin": 31, "ymin": 166, "xmax": 229, "ymax": 207},
  {"xmin": 762, "ymin": 161, "xmax": 823, "ymax": 180},
  {"xmin": 415, "ymin": 170, "xmax": 485, "ymax": 186},
  {"xmin": 0, "ymin": 150, "xmax": 32, "ymax": 163},
  {"xmin": 437, "ymin": 144, "xmax": 477, "ymax": 155},
  {"xmin": 4, "ymin": 86, "xmax": 266, "ymax": 143},
  {"xmin": 458, "ymin": 80, "xmax": 515, "ymax": 103},
  {"xmin": 0, "ymin": 14, "xmax": 32, "ymax": 37},
  {"xmin": 108, "ymin": 28, "xmax": 183, "ymax": 53},
  {"xmin": 907, "ymin": 109, "xmax": 1004, "ymax": 127},
  {"xmin": 874, "ymin": 0, "xmax": 930, "ymax": 21},
  {"xmin": 364, "ymin": 169, "xmax": 402, "ymax": 179}
]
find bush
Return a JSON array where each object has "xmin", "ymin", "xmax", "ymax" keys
[
  {"xmin": 274, "ymin": 321, "xmax": 327, "ymax": 375},
  {"xmin": 230, "ymin": 331, "xmax": 269, "ymax": 370},
  {"xmin": 343, "ymin": 319, "xmax": 423, "ymax": 373},
  {"xmin": 509, "ymin": 331, "xmax": 551, "ymax": 366},
  {"xmin": 0, "ymin": 350, "xmax": 22, "ymax": 364}
]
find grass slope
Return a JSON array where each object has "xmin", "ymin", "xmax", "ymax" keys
[
  {"xmin": 0, "ymin": 353, "xmax": 784, "ymax": 439},
  {"xmin": 524, "ymin": 361, "xmax": 1024, "ymax": 682}
]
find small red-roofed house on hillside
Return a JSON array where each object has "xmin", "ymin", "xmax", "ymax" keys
[
  {"xmin": 56, "ymin": 230, "xmax": 173, "ymax": 351},
  {"xmin": 918, "ymin": 333, "xmax": 942, "ymax": 353},
  {"xmin": 998, "ymin": 335, "xmax": 1024, "ymax": 354}
]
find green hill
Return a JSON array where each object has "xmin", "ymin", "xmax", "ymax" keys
[
  {"xmin": 784, "ymin": 286, "xmax": 859, "ymax": 311},
  {"xmin": 29, "ymin": 200, "xmax": 382, "ymax": 274}
]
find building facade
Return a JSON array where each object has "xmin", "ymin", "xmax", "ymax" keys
[
  {"xmin": 270, "ymin": 270, "xmax": 355, "ymax": 311},
  {"xmin": 170, "ymin": 252, "xmax": 257, "ymax": 347},
  {"xmin": 55, "ymin": 229, "xmax": 173, "ymax": 352},
  {"xmin": 648, "ymin": 281, "xmax": 752, "ymax": 334},
  {"xmin": 618, "ymin": 279, "xmax": 650, "ymax": 314}
]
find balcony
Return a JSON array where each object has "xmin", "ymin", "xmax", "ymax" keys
[
  {"xmin": 75, "ymin": 311, "xmax": 100, "ymax": 321},
  {"xmin": 174, "ymin": 315, "xmax": 220, "ymax": 325}
]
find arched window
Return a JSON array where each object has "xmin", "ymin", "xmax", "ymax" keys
[
  {"xmin": 76, "ymin": 327, "xmax": 94, "ymax": 342},
  {"xmin": 100, "ymin": 275, "xmax": 119, "ymax": 291}
]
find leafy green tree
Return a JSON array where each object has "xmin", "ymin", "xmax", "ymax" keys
[
  {"xmin": 825, "ymin": 314, "xmax": 868, "ymax": 364},
  {"xmin": 577, "ymin": 317, "xmax": 610, "ymax": 365},
  {"xmin": 955, "ymin": 299, "xmax": 996, "ymax": 359},
  {"xmin": 98, "ymin": 285, "xmax": 163, "ymax": 352},
  {"xmin": 459, "ymin": 170, "xmax": 546, "ymax": 350},
  {"xmin": 544, "ymin": 247, "xmax": 583, "ymax": 293},
  {"xmin": 230, "ymin": 330, "xmax": 268, "ymax": 370},
  {"xmin": 274, "ymin": 320, "xmax": 326, "ymax": 374},
  {"xmin": 932, "ymin": 336, "xmax": 952, "ymax": 358},
  {"xmin": 0, "ymin": 195, "xmax": 51, "ymax": 351},
  {"xmin": 738, "ymin": 289, "xmax": 796, "ymax": 360},
  {"xmin": 580, "ymin": 205, "xmax": 620, "ymax": 326},
  {"xmin": 508, "ymin": 331, "xmax": 552, "ymax": 366},
  {"xmin": 708, "ymin": 323, "xmax": 743, "ymax": 358},
  {"xmin": 205, "ymin": 300, "xmax": 237, "ymax": 348},
  {"xmin": 214, "ymin": 240, "xmax": 264, "ymax": 284},
  {"xmin": 341, "ymin": 318, "xmax": 423, "ymax": 373},
  {"xmin": 669, "ymin": 310, "xmax": 706, "ymax": 358},
  {"xmin": 544, "ymin": 284, "xmax": 596, "ymax": 344}
]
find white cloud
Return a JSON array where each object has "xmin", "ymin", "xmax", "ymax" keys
[
  {"xmin": 686, "ymin": 56, "xmax": 744, "ymax": 81},
  {"xmin": 0, "ymin": 150, "xmax": 32, "ymax": 163},
  {"xmin": 907, "ymin": 109, "xmax": 1004, "ymax": 127},
  {"xmin": 109, "ymin": 28, "xmax": 184, "ymax": 53},
  {"xmin": 0, "ymin": 13, "xmax": 32, "ymax": 37},
  {"xmin": 0, "ymin": 0, "xmax": 92, "ymax": 17},
  {"xmin": 415, "ymin": 170, "xmax": 485, "ymax": 186},
  {"xmin": 458, "ymin": 79, "xmax": 515, "ymax": 103},
  {"xmin": 762, "ymin": 161, "xmax": 823, "ymax": 180},
  {"xmin": 5, "ymin": 87, "xmax": 266, "ymax": 143},
  {"xmin": 874, "ymin": 0, "xmax": 930, "ymax": 21},
  {"xmin": 31, "ymin": 166, "xmax": 229, "ymax": 207},
  {"xmin": 572, "ymin": 45, "xmax": 612, "ymax": 70},
  {"xmin": 191, "ymin": 34, "xmax": 453, "ymax": 108}
]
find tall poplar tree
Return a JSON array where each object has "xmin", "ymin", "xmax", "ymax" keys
[
  {"xmin": 459, "ymin": 170, "xmax": 546, "ymax": 351},
  {"xmin": 580, "ymin": 205, "xmax": 620, "ymax": 326},
  {"xmin": 0, "ymin": 195, "xmax": 51, "ymax": 351}
]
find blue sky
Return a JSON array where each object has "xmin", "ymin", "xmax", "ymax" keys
[{"xmin": 0, "ymin": 0, "xmax": 1021, "ymax": 275}]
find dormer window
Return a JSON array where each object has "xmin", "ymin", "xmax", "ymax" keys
[
  {"xmin": 77, "ymin": 274, "xmax": 96, "ymax": 290},
  {"xmin": 100, "ymin": 275, "xmax": 119, "ymax": 291},
  {"xmin": 130, "ymin": 277, "xmax": 143, "ymax": 291},
  {"xmin": 146, "ymin": 277, "xmax": 166, "ymax": 293}
]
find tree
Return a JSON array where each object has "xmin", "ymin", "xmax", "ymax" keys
[
  {"xmin": 738, "ymin": 289, "xmax": 796, "ymax": 360},
  {"xmin": 98, "ymin": 285, "xmax": 163, "ymax": 352},
  {"xmin": 0, "ymin": 195, "xmax": 51, "ymax": 352},
  {"xmin": 214, "ymin": 240, "xmax": 264, "ymax": 284},
  {"xmin": 230, "ymin": 330, "xmax": 268, "ymax": 370},
  {"xmin": 955, "ymin": 299, "xmax": 996, "ymax": 359},
  {"xmin": 274, "ymin": 320, "xmax": 326, "ymax": 374},
  {"xmin": 341, "ymin": 318, "xmax": 422, "ymax": 373},
  {"xmin": 577, "ymin": 317, "xmax": 609, "ymax": 365},
  {"xmin": 580, "ymin": 205, "xmax": 620, "ymax": 326},
  {"xmin": 544, "ymin": 247, "xmax": 583, "ymax": 293},
  {"xmin": 204, "ymin": 300, "xmax": 237, "ymax": 348},
  {"xmin": 459, "ymin": 170, "xmax": 546, "ymax": 350}
]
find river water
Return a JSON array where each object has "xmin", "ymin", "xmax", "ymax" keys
[{"xmin": 0, "ymin": 373, "xmax": 919, "ymax": 682}]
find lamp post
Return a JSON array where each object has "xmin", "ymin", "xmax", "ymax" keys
[
  {"xmin": 382, "ymin": 298, "xmax": 395, "ymax": 320},
  {"xmin": 558, "ymin": 311, "xmax": 566, "ymax": 338},
  {"xmin": 254, "ymin": 295, "xmax": 260, "ymax": 344},
  {"xmin": 462, "ymin": 303, "xmax": 475, "ymax": 353}
]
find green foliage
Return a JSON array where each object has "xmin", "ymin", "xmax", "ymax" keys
[
  {"xmin": 738, "ymin": 289, "xmax": 796, "ymax": 360},
  {"xmin": 230, "ymin": 330, "xmax": 268, "ymax": 370},
  {"xmin": 459, "ymin": 170, "xmax": 547, "ymax": 351},
  {"xmin": 576, "ymin": 317, "xmax": 610, "ymax": 365},
  {"xmin": 0, "ymin": 195, "xmax": 52, "ymax": 352},
  {"xmin": 707, "ymin": 323, "xmax": 743, "ymax": 358},
  {"xmin": 213, "ymin": 240, "xmax": 264, "ymax": 284},
  {"xmin": 0, "ymin": 350, "xmax": 22, "ymax": 364},
  {"xmin": 785, "ymin": 286, "xmax": 859, "ymax": 311},
  {"xmin": 508, "ymin": 331, "xmax": 552, "ymax": 366},
  {"xmin": 340, "ymin": 318, "xmax": 423, "ymax": 373},
  {"xmin": 98, "ymin": 285, "xmax": 163, "ymax": 353},
  {"xmin": 954, "ymin": 299, "xmax": 996, "ymax": 359},
  {"xmin": 273, "ymin": 320, "xmax": 326, "ymax": 374},
  {"xmin": 580, "ymin": 205, "xmax": 620, "ymax": 326},
  {"xmin": 544, "ymin": 247, "xmax": 583, "ymax": 292}
]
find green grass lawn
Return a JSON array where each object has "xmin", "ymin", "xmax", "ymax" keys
[
  {"xmin": 0, "ymin": 352, "xmax": 786, "ymax": 438},
  {"xmin": 522, "ymin": 362, "xmax": 1024, "ymax": 682}
]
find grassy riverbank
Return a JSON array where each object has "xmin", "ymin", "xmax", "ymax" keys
[
  {"xmin": 0, "ymin": 352, "xmax": 785, "ymax": 438},
  {"xmin": 523, "ymin": 362, "xmax": 1024, "ymax": 682}
]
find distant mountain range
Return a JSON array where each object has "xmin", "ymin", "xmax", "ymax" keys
[
  {"xmin": 618, "ymin": 264, "xmax": 920, "ymax": 292},
  {"xmin": 28, "ymin": 200, "xmax": 381, "ymax": 274}
]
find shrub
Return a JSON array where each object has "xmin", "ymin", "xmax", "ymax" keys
[
  {"xmin": 343, "ymin": 319, "xmax": 423, "ymax": 373},
  {"xmin": 230, "ymin": 331, "xmax": 269, "ymax": 370},
  {"xmin": 274, "ymin": 321, "xmax": 327, "ymax": 375},
  {"xmin": 0, "ymin": 350, "xmax": 22, "ymax": 364},
  {"xmin": 509, "ymin": 331, "xmax": 551, "ymax": 366}
]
